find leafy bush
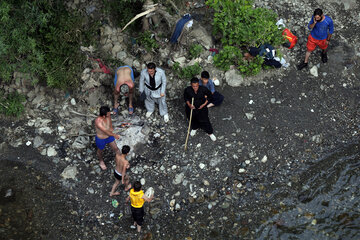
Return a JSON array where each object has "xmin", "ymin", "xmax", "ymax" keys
[
  {"xmin": 138, "ymin": 31, "xmax": 159, "ymax": 51},
  {"xmin": 189, "ymin": 44, "xmax": 203, "ymax": 59},
  {"xmin": 0, "ymin": 1, "xmax": 97, "ymax": 89},
  {"xmin": 0, "ymin": 91, "xmax": 26, "ymax": 117},
  {"xmin": 206, "ymin": 0, "xmax": 283, "ymax": 76},
  {"xmin": 102, "ymin": 0, "xmax": 145, "ymax": 29},
  {"xmin": 172, "ymin": 62, "xmax": 202, "ymax": 80},
  {"xmin": 213, "ymin": 46, "xmax": 243, "ymax": 71},
  {"xmin": 238, "ymin": 56, "xmax": 264, "ymax": 76}
]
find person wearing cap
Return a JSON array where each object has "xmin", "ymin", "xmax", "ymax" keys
[
  {"xmin": 297, "ymin": 8, "xmax": 334, "ymax": 70},
  {"xmin": 113, "ymin": 65, "xmax": 136, "ymax": 115},
  {"xmin": 184, "ymin": 77, "xmax": 216, "ymax": 141},
  {"xmin": 139, "ymin": 62, "xmax": 169, "ymax": 122}
]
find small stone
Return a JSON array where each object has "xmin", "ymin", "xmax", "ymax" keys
[
  {"xmin": 60, "ymin": 165, "xmax": 78, "ymax": 180},
  {"xmin": 140, "ymin": 178, "xmax": 146, "ymax": 185},
  {"xmin": 170, "ymin": 199, "xmax": 176, "ymax": 207},
  {"xmin": 173, "ymin": 173, "xmax": 184, "ymax": 185},
  {"xmin": 245, "ymin": 160, "xmax": 250, "ymax": 165},
  {"xmin": 87, "ymin": 187, "xmax": 94, "ymax": 194},
  {"xmin": 203, "ymin": 180, "xmax": 210, "ymax": 186},
  {"xmin": 47, "ymin": 146, "xmax": 57, "ymax": 157},
  {"xmin": 245, "ymin": 113, "xmax": 254, "ymax": 120},
  {"xmin": 70, "ymin": 98, "xmax": 76, "ymax": 105},
  {"xmin": 239, "ymin": 168, "xmax": 245, "ymax": 173},
  {"xmin": 199, "ymin": 163, "xmax": 205, "ymax": 169},
  {"xmin": 261, "ymin": 155, "xmax": 268, "ymax": 163},
  {"xmin": 310, "ymin": 66, "xmax": 318, "ymax": 77},
  {"xmin": 175, "ymin": 203, "xmax": 181, "ymax": 210}
]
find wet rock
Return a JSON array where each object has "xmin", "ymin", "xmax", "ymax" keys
[
  {"xmin": 310, "ymin": 66, "xmax": 318, "ymax": 77},
  {"xmin": 225, "ymin": 69, "xmax": 245, "ymax": 87},
  {"xmin": 47, "ymin": 147, "xmax": 57, "ymax": 157},
  {"xmin": 173, "ymin": 173, "xmax": 184, "ymax": 185},
  {"xmin": 61, "ymin": 165, "xmax": 78, "ymax": 180}
]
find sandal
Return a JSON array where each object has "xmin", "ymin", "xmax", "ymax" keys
[
  {"xmin": 112, "ymin": 108, "xmax": 118, "ymax": 116},
  {"xmin": 128, "ymin": 107, "xmax": 134, "ymax": 115}
]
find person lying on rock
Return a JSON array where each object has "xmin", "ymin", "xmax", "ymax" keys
[
  {"xmin": 184, "ymin": 77, "xmax": 217, "ymax": 141},
  {"xmin": 139, "ymin": 62, "xmax": 169, "ymax": 123},
  {"xmin": 113, "ymin": 65, "xmax": 136, "ymax": 115},
  {"xmin": 200, "ymin": 71, "xmax": 224, "ymax": 108},
  {"xmin": 110, "ymin": 145, "xmax": 132, "ymax": 196},
  {"xmin": 95, "ymin": 106, "xmax": 120, "ymax": 170}
]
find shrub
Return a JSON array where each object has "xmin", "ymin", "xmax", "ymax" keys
[
  {"xmin": 0, "ymin": 1, "xmax": 97, "ymax": 89},
  {"xmin": 0, "ymin": 91, "xmax": 26, "ymax": 117},
  {"xmin": 206, "ymin": 0, "xmax": 283, "ymax": 75},
  {"xmin": 138, "ymin": 31, "xmax": 159, "ymax": 51},
  {"xmin": 189, "ymin": 44, "xmax": 203, "ymax": 59},
  {"xmin": 172, "ymin": 62, "xmax": 202, "ymax": 80}
]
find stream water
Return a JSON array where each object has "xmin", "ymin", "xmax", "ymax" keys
[{"xmin": 257, "ymin": 141, "xmax": 360, "ymax": 239}]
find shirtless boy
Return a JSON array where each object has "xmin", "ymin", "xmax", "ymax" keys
[
  {"xmin": 95, "ymin": 106, "xmax": 121, "ymax": 170},
  {"xmin": 110, "ymin": 145, "xmax": 132, "ymax": 196},
  {"xmin": 114, "ymin": 66, "xmax": 135, "ymax": 115}
]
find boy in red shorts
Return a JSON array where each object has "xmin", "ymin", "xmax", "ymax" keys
[{"xmin": 298, "ymin": 8, "xmax": 334, "ymax": 70}]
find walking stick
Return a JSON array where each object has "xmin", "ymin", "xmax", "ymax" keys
[{"xmin": 184, "ymin": 98, "xmax": 194, "ymax": 151}]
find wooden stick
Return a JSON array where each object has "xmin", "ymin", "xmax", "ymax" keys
[
  {"xmin": 121, "ymin": 5, "xmax": 158, "ymax": 32},
  {"xmin": 184, "ymin": 98, "xmax": 194, "ymax": 151}
]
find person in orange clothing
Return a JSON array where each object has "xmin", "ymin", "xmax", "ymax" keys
[{"xmin": 125, "ymin": 181, "xmax": 154, "ymax": 232}]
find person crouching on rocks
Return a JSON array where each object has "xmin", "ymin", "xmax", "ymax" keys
[
  {"xmin": 110, "ymin": 145, "xmax": 132, "ymax": 196},
  {"xmin": 184, "ymin": 77, "xmax": 217, "ymax": 141},
  {"xmin": 125, "ymin": 181, "xmax": 154, "ymax": 233},
  {"xmin": 95, "ymin": 106, "xmax": 121, "ymax": 170},
  {"xmin": 200, "ymin": 71, "xmax": 224, "ymax": 108}
]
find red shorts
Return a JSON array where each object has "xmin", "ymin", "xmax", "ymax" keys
[{"xmin": 306, "ymin": 35, "xmax": 328, "ymax": 52}]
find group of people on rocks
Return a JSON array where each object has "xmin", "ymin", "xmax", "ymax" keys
[
  {"xmin": 94, "ymin": 62, "xmax": 223, "ymax": 232},
  {"xmin": 91, "ymin": 7, "xmax": 333, "ymax": 233}
]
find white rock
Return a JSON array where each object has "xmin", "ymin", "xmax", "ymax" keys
[
  {"xmin": 261, "ymin": 155, "xmax": 268, "ymax": 163},
  {"xmin": 61, "ymin": 165, "xmax": 78, "ymax": 180},
  {"xmin": 175, "ymin": 203, "xmax": 181, "ymax": 210},
  {"xmin": 145, "ymin": 187, "xmax": 154, "ymax": 198},
  {"xmin": 203, "ymin": 180, "xmax": 210, "ymax": 186},
  {"xmin": 70, "ymin": 98, "xmax": 76, "ymax": 105},
  {"xmin": 245, "ymin": 113, "xmax": 254, "ymax": 120},
  {"xmin": 225, "ymin": 69, "xmax": 245, "ymax": 87},
  {"xmin": 245, "ymin": 160, "xmax": 250, "ymax": 165},
  {"xmin": 213, "ymin": 78, "xmax": 220, "ymax": 86},
  {"xmin": 170, "ymin": 199, "xmax": 176, "ymax": 207},
  {"xmin": 26, "ymin": 141, "xmax": 31, "ymax": 146},
  {"xmin": 310, "ymin": 66, "xmax": 318, "ymax": 77},
  {"xmin": 238, "ymin": 168, "xmax": 245, "ymax": 173},
  {"xmin": 171, "ymin": 165, "xmax": 177, "ymax": 170},
  {"xmin": 196, "ymin": 143, "xmax": 202, "ymax": 148},
  {"xmin": 47, "ymin": 147, "xmax": 57, "ymax": 157},
  {"xmin": 199, "ymin": 163, "xmax": 206, "ymax": 169},
  {"xmin": 140, "ymin": 178, "xmax": 146, "ymax": 185},
  {"xmin": 237, "ymin": 183, "xmax": 242, "ymax": 188},
  {"xmin": 173, "ymin": 173, "xmax": 184, "ymax": 185},
  {"xmin": 173, "ymin": 57, "xmax": 186, "ymax": 67}
]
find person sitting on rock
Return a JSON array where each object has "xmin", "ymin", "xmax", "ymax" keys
[
  {"xmin": 139, "ymin": 62, "xmax": 169, "ymax": 122},
  {"xmin": 110, "ymin": 145, "xmax": 132, "ymax": 196},
  {"xmin": 199, "ymin": 71, "xmax": 224, "ymax": 108},
  {"xmin": 184, "ymin": 77, "xmax": 216, "ymax": 141},
  {"xmin": 95, "ymin": 106, "xmax": 120, "ymax": 170},
  {"xmin": 113, "ymin": 66, "xmax": 136, "ymax": 115},
  {"xmin": 126, "ymin": 181, "xmax": 154, "ymax": 233}
]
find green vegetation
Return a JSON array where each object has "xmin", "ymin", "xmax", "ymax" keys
[
  {"xmin": 206, "ymin": 0, "xmax": 283, "ymax": 76},
  {"xmin": 0, "ymin": 0, "xmax": 97, "ymax": 89},
  {"xmin": 138, "ymin": 31, "xmax": 159, "ymax": 51},
  {"xmin": 189, "ymin": 44, "xmax": 203, "ymax": 59},
  {"xmin": 0, "ymin": 91, "xmax": 26, "ymax": 117},
  {"xmin": 102, "ymin": 0, "xmax": 145, "ymax": 29},
  {"xmin": 172, "ymin": 62, "xmax": 202, "ymax": 80}
]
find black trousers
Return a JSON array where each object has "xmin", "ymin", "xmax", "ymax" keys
[{"xmin": 185, "ymin": 106, "xmax": 213, "ymax": 134}]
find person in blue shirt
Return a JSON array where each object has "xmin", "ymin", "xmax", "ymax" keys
[
  {"xmin": 298, "ymin": 8, "xmax": 334, "ymax": 70},
  {"xmin": 199, "ymin": 71, "xmax": 224, "ymax": 108}
]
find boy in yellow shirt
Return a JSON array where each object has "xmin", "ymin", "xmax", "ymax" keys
[{"xmin": 125, "ymin": 181, "xmax": 154, "ymax": 232}]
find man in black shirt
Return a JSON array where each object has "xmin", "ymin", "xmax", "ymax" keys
[{"xmin": 184, "ymin": 77, "xmax": 216, "ymax": 141}]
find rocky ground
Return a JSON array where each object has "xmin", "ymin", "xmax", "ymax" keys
[{"xmin": 1, "ymin": 0, "xmax": 360, "ymax": 239}]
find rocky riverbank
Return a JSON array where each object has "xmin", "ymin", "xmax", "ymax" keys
[{"xmin": 1, "ymin": 0, "xmax": 360, "ymax": 239}]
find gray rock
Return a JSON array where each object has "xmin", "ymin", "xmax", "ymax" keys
[
  {"xmin": 210, "ymin": 158, "xmax": 221, "ymax": 167},
  {"xmin": 47, "ymin": 146, "xmax": 57, "ymax": 157},
  {"xmin": 189, "ymin": 25, "xmax": 214, "ymax": 49},
  {"xmin": 116, "ymin": 51, "xmax": 127, "ymax": 61},
  {"xmin": 225, "ymin": 69, "xmax": 245, "ymax": 87},
  {"xmin": 173, "ymin": 172, "xmax": 185, "ymax": 185},
  {"xmin": 61, "ymin": 165, "xmax": 78, "ymax": 180},
  {"xmin": 33, "ymin": 136, "xmax": 44, "ymax": 148}
]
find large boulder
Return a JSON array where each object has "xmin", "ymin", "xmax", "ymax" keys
[{"xmin": 225, "ymin": 69, "xmax": 246, "ymax": 87}]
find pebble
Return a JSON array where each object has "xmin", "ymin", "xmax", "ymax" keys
[
  {"xmin": 203, "ymin": 180, "xmax": 210, "ymax": 186},
  {"xmin": 199, "ymin": 163, "xmax": 205, "ymax": 169},
  {"xmin": 87, "ymin": 187, "xmax": 94, "ymax": 194},
  {"xmin": 239, "ymin": 168, "xmax": 245, "ymax": 173},
  {"xmin": 140, "ymin": 178, "xmax": 146, "ymax": 185},
  {"xmin": 261, "ymin": 155, "xmax": 268, "ymax": 163},
  {"xmin": 245, "ymin": 160, "xmax": 250, "ymax": 165}
]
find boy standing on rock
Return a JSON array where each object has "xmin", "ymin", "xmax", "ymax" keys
[
  {"xmin": 110, "ymin": 145, "xmax": 132, "ymax": 196},
  {"xmin": 95, "ymin": 106, "xmax": 120, "ymax": 170},
  {"xmin": 297, "ymin": 8, "xmax": 334, "ymax": 70},
  {"xmin": 126, "ymin": 181, "xmax": 154, "ymax": 233}
]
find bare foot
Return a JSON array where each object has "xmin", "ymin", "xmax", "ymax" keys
[
  {"xmin": 110, "ymin": 192, "xmax": 120, "ymax": 197},
  {"xmin": 125, "ymin": 184, "xmax": 132, "ymax": 191},
  {"xmin": 99, "ymin": 161, "xmax": 107, "ymax": 170}
]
